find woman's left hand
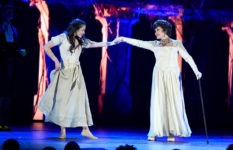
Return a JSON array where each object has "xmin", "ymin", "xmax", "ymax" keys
[{"xmin": 196, "ymin": 71, "xmax": 202, "ymax": 80}]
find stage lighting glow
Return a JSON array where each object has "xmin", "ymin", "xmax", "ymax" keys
[
  {"xmin": 222, "ymin": 23, "xmax": 233, "ymax": 106},
  {"xmin": 21, "ymin": 0, "xmax": 29, "ymax": 2},
  {"xmin": 30, "ymin": 0, "xmax": 49, "ymax": 120},
  {"xmin": 93, "ymin": 4, "xmax": 120, "ymax": 114},
  {"xmin": 93, "ymin": 4, "xmax": 109, "ymax": 114}
]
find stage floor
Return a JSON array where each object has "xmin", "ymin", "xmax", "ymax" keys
[{"xmin": 0, "ymin": 123, "xmax": 232, "ymax": 150}]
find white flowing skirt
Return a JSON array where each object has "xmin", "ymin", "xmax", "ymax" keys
[
  {"xmin": 148, "ymin": 66, "xmax": 191, "ymax": 137},
  {"xmin": 38, "ymin": 64, "xmax": 93, "ymax": 127}
]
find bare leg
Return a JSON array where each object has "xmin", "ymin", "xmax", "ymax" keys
[
  {"xmin": 167, "ymin": 134, "xmax": 175, "ymax": 142},
  {"xmin": 81, "ymin": 126, "xmax": 98, "ymax": 139},
  {"xmin": 58, "ymin": 126, "xmax": 66, "ymax": 139},
  {"xmin": 148, "ymin": 136, "xmax": 157, "ymax": 141}
]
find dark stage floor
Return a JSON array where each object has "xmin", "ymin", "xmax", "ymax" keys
[{"xmin": 0, "ymin": 123, "xmax": 232, "ymax": 150}]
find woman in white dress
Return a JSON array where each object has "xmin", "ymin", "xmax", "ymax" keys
[
  {"xmin": 115, "ymin": 20, "xmax": 202, "ymax": 142},
  {"xmin": 38, "ymin": 18, "xmax": 116, "ymax": 139}
]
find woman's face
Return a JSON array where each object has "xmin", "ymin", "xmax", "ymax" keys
[
  {"xmin": 155, "ymin": 26, "xmax": 167, "ymax": 40},
  {"xmin": 74, "ymin": 25, "xmax": 86, "ymax": 38}
]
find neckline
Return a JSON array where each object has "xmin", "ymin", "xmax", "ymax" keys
[
  {"xmin": 155, "ymin": 46, "xmax": 176, "ymax": 48},
  {"xmin": 155, "ymin": 39, "xmax": 177, "ymax": 48}
]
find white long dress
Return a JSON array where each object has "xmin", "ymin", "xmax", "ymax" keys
[
  {"xmin": 38, "ymin": 33, "xmax": 93, "ymax": 127},
  {"xmin": 123, "ymin": 37, "xmax": 200, "ymax": 137}
]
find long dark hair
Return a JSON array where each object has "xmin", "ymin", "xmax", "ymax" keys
[{"xmin": 66, "ymin": 18, "xmax": 86, "ymax": 53}]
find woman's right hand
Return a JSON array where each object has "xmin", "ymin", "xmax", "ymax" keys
[{"xmin": 54, "ymin": 60, "xmax": 61, "ymax": 70}]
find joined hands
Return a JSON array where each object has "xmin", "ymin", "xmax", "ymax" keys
[{"xmin": 109, "ymin": 37, "xmax": 124, "ymax": 46}]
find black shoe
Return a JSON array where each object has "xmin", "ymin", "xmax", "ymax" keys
[
  {"xmin": 0, "ymin": 125, "xmax": 11, "ymax": 131},
  {"xmin": 0, "ymin": 125, "xmax": 4, "ymax": 131}
]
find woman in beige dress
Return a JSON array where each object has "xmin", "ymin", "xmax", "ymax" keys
[
  {"xmin": 115, "ymin": 20, "xmax": 202, "ymax": 142},
  {"xmin": 38, "ymin": 18, "xmax": 116, "ymax": 139}
]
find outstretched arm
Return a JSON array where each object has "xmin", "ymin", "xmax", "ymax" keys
[
  {"xmin": 116, "ymin": 36, "xmax": 155, "ymax": 51},
  {"xmin": 83, "ymin": 39, "xmax": 116, "ymax": 48},
  {"xmin": 177, "ymin": 40, "xmax": 202, "ymax": 80}
]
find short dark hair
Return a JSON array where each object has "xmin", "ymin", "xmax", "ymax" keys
[
  {"xmin": 2, "ymin": 139, "xmax": 20, "ymax": 150},
  {"xmin": 227, "ymin": 144, "xmax": 233, "ymax": 150},
  {"xmin": 153, "ymin": 19, "xmax": 172, "ymax": 37},
  {"xmin": 43, "ymin": 146, "xmax": 56, "ymax": 150},
  {"xmin": 116, "ymin": 144, "xmax": 136, "ymax": 150},
  {"xmin": 64, "ymin": 141, "xmax": 80, "ymax": 150}
]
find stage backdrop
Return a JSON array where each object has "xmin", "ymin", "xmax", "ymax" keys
[{"xmin": 8, "ymin": 1, "xmax": 233, "ymax": 130}]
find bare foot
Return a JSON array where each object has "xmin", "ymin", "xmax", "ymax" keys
[
  {"xmin": 58, "ymin": 134, "xmax": 66, "ymax": 139},
  {"xmin": 167, "ymin": 135, "xmax": 175, "ymax": 142},
  {"xmin": 81, "ymin": 129, "xmax": 98, "ymax": 139},
  {"xmin": 148, "ymin": 136, "xmax": 157, "ymax": 141},
  {"xmin": 58, "ymin": 127, "xmax": 66, "ymax": 139}
]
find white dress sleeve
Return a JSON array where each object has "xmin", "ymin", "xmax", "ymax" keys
[
  {"xmin": 82, "ymin": 39, "xmax": 95, "ymax": 48},
  {"xmin": 82, "ymin": 39, "xmax": 114, "ymax": 48},
  {"xmin": 50, "ymin": 33, "xmax": 66, "ymax": 45},
  {"xmin": 177, "ymin": 40, "xmax": 200, "ymax": 75},
  {"xmin": 122, "ymin": 37, "xmax": 155, "ymax": 52}
]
